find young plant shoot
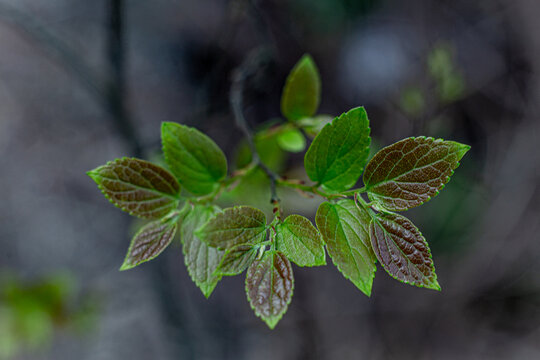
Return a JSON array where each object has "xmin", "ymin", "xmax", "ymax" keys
[{"xmin": 88, "ymin": 54, "xmax": 470, "ymax": 329}]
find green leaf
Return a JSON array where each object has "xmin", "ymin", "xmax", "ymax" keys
[
  {"xmin": 315, "ymin": 199, "xmax": 376, "ymax": 296},
  {"xmin": 197, "ymin": 206, "xmax": 267, "ymax": 249},
  {"xmin": 161, "ymin": 122, "xmax": 227, "ymax": 196},
  {"xmin": 181, "ymin": 204, "xmax": 224, "ymax": 298},
  {"xmin": 363, "ymin": 137, "xmax": 470, "ymax": 211},
  {"xmin": 297, "ymin": 115, "xmax": 333, "ymax": 138},
  {"xmin": 214, "ymin": 244, "xmax": 258, "ymax": 276},
  {"xmin": 120, "ymin": 215, "xmax": 178, "ymax": 271},
  {"xmin": 276, "ymin": 128, "xmax": 306, "ymax": 153},
  {"xmin": 87, "ymin": 158, "xmax": 180, "ymax": 219},
  {"xmin": 245, "ymin": 251, "xmax": 294, "ymax": 329},
  {"xmin": 304, "ymin": 107, "xmax": 371, "ymax": 192},
  {"xmin": 276, "ymin": 215, "xmax": 325, "ymax": 267},
  {"xmin": 369, "ymin": 212, "xmax": 440, "ymax": 290},
  {"xmin": 281, "ymin": 54, "xmax": 321, "ymax": 122}
]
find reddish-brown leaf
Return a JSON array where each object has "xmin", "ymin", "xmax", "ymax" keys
[
  {"xmin": 369, "ymin": 212, "xmax": 440, "ymax": 290},
  {"xmin": 120, "ymin": 217, "xmax": 177, "ymax": 270},
  {"xmin": 88, "ymin": 158, "xmax": 180, "ymax": 219},
  {"xmin": 363, "ymin": 137, "xmax": 469, "ymax": 211},
  {"xmin": 245, "ymin": 251, "xmax": 294, "ymax": 329}
]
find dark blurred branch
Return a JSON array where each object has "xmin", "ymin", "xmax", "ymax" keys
[
  {"xmin": 106, "ymin": 0, "xmax": 142, "ymax": 157},
  {"xmin": 0, "ymin": 3, "xmax": 105, "ymax": 103},
  {"xmin": 229, "ymin": 50, "xmax": 361, "ymax": 204},
  {"xmin": 0, "ymin": 2, "xmax": 141, "ymax": 156},
  {"xmin": 229, "ymin": 48, "xmax": 280, "ymax": 204}
]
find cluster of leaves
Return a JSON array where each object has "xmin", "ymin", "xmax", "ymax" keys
[{"xmin": 88, "ymin": 54, "xmax": 469, "ymax": 329}]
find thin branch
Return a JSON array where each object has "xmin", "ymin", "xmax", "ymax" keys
[
  {"xmin": 229, "ymin": 50, "xmax": 369, "ymax": 205},
  {"xmin": 229, "ymin": 48, "xmax": 280, "ymax": 204}
]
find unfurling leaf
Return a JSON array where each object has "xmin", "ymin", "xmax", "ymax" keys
[
  {"xmin": 276, "ymin": 128, "xmax": 306, "ymax": 153},
  {"xmin": 369, "ymin": 212, "xmax": 440, "ymax": 290},
  {"xmin": 246, "ymin": 251, "xmax": 294, "ymax": 329},
  {"xmin": 161, "ymin": 122, "xmax": 227, "ymax": 196},
  {"xmin": 363, "ymin": 137, "xmax": 470, "ymax": 211},
  {"xmin": 315, "ymin": 200, "xmax": 376, "ymax": 296},
  {"xmin": 120, "ymin": 215, "xmax": 178, "ymax": 271},
  {"xmin": 88, "ymin": 158, "xmax": 180, "ymax": 219},
  {"xmin": 276, "ymin": 215, "xmax": 325, "ymax": 267},
  {"xmin": 215, "ymin": 244, "xmax": 258, "ymax": 276},
  {"xmin": 197, "ymin": 206, "xmax": 267, "ymax": 249},
  {"xmin": 181, "ymin": 204, "xmax": 224, "ymax": 298},
  {"xmin": 305, "ymin": 107, "xmax": 371, "ymax": 192},
  {"xmin": 281, "ymin": 54, "xmax": 321, "ymax": 122}
]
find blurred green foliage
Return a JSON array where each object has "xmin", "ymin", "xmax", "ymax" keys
[
  {"xmin": 428, "ymin": 44, "xmax": 465, "ymax": 103},
  {"xmin": 0, "ymin": 272, "xmax": 97, "ymax": 360},
  {"xmin": 400, "ymin": 43, "xmax": 465, "ymax": 118},
  {"xmin": 400, "ymin": 87, "xmax": 425, "ymax": 117}
]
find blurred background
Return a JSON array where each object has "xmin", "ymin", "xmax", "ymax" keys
[{"xmin": 0, "ymin": 0, "xmax": 539, "ymax": 359}]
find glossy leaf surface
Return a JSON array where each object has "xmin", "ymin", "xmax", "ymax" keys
[
  {"xmin": 181, "ymin": 204, "xmax": 224, "ymax": 298},
  {"xmin": 305, "ymin": 107, "xmax": 371, "ymax": 192},
  {"xmin": 276, "ymin": 215, "xmax": 325, "ymax": 267},
  {"xmin": 88, "ymin": 158, "xmax": 180, "ymax": 219},
  {"xmin": 120, "ymin": 216, "xmax": 178, "ymax": 270},
  {"xmin": 197, "ymin": 206, "xmax": 267, "ymax": 249},
  {"xmin": 315, "ymin": 200, "xmax": 376, "ymax": 296},
  {"xmin": 161, "ymin": 122, "xmax": 227, "ymax": 196},
  {"xmin": 246, "ymin": 251, "xmax": 293, "ymax": 329},
  {"xmin": 369, "ymin": 212, "xmax": 440, "ymax": 290},
  {"xmin": 281, "ymin": 54, "xmax": 321, "ymax": 122},
  {"xmin": 363, "ymin": 137, "xmax": 470, "ymax": 211}
]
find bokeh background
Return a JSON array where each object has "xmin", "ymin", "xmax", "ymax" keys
[{"xmin": 1, "ymin": 0, "xmax": 539, "ymax": 359}]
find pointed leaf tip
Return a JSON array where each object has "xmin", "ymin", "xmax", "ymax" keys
[
  {"xmin": 276, "ymin": 215, "xmax": 325, "ymax": 267},
  {"xmin": 161, "ymin": 121, "xmax": 227, "ymax": 196},
  {"xmin": 315, "ymin": 200, "xmax": 376, "ymax": 296},
  {"xmin": 363, "ymin": 137, "xmax": 470, "ymax": 211},
  {"xmin": 245, "ymin": 251, "xmax": 294, "ymax": 329},
  {"xmin": 305, "ymin": 107, "xmax": 371, "ymax": 192},
  {"xmin": 88, "ymin": 158, "xmax": 181, "ymax": 219},
  {"xmin": 181, "ymin": 205, "xmax": 224, "ymax": 298},
  {"xmin": 369, "ymin": 213, "xmax": 439, "ymax": 290},
  {"xmin": 281, "ymin": 54, "xmax": 321, "ymax": 122},
  {"xmin": 120, "ymin": 217, "xmax": 178, "ymax": 271}
]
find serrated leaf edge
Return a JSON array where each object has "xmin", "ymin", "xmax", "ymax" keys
[
  {"xmin": 305, "ymin": 107, "xmax": 371, "ymax": 191},
  {"xmin": 119, "ymin": 217, "xmax": 178, "ymax": 271},
  {"xmin": 281, "ymin": 54, "xmax": 321, "ymax": 122},
  {"xmin": 245, "ymin": 251, "xmax": 294, "ymax": 329},
  {"xmin": 316, "ymin": 201, "xmax": 376, "ymax": 296},
  {"xmin": 161, "ymin": 122, "xmax": 228, "ymax": 195},
  {"xmin": 87, "ymin": 157, "xmax": 181, "ymax": 219},
  {"xmin": 369, "ymin": 214, "xmax": 441, "ymax": 291},
  {"xmin": 180, "ymin": 204, "xmax": 224, "ymax": 298},
  {"xmin": 364, "ymin": 137, "xmax": 470, "ymax": 211},
  {"xmin": 278, "ymin": 215, "xmax": 326, "ymax": 267}
]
